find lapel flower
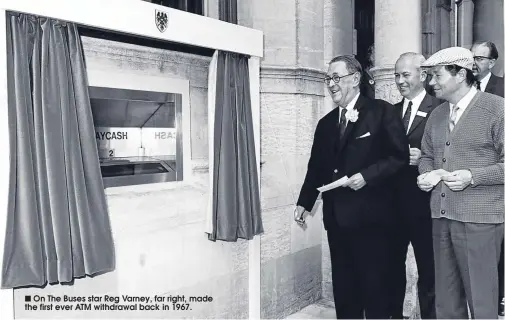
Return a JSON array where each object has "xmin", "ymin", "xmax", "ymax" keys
[{"xmin": 345, "ymin": 108, "xmax": 359, "ymax": 123}]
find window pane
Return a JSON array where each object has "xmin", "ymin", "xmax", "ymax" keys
[{"xmin": 149, "ymin": 0, "xmax": 204, "ymax": 15}]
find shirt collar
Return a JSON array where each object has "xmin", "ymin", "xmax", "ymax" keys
[
  {"xmin": 404, "ymin": 89, "xmax": 426, "ymax": 107},
  {"xmin": 479, "ymin": 72, "xmax": 492, "ymax": 90},
  {"xmin": 340, "ymin": 92, "xmax": 360, "ymax": 111},
  {"xmin": 449, "ymin": 86, "xmax": 478, "ymax": 113}
]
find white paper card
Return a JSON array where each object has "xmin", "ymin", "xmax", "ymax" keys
[
  {"xmin": 317, "ymin": 176, "xmax": 349, "ymax": 192},
  {"xmin": 422, "ymin": 169, "xmax": 452, "ymax": 186}
]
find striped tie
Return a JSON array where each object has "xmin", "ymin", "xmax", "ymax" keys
[
  {"xmin": 449, "ymin": 105, "xmax": 459, "ymax": 132},
  {"xmin": 339, "ymin": 108, "xmax": 347, "ymax": 139},
  {"xmin": 403, "ymin": 101, "xmax": 413, "ymax": 132}
]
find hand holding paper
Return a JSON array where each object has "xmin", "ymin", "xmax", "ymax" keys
[
  {"xmin": 418, "ymin": 169, "xmax": 453, "ymax": 187},
  {"xmin": 344, "ymin": 173, "xmax": 367, "ymax": 191}
]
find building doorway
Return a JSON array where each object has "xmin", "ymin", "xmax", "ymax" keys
[{"xmin": 354, "ymin": 0, "xmax": 374, "ymax": 70}]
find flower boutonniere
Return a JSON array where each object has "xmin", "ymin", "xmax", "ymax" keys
[{"xmin": 345, "ymin": 108, "xmax": 359, "ymax": 123}]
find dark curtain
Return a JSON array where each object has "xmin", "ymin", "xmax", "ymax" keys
[
  {"xmin": 1, "ymin": 13, "xmax": 115, "ymax": 289},
  {"xmin": 208, "ymin": 51, "xmax": 263, "ymax": 242},
  {"xmin": 207, "ymin": 0, "xmax": 263, "ymax": 241},
  {"xmin": 219, "ymin": 0, "xmax": 238, "ymax": 24}
]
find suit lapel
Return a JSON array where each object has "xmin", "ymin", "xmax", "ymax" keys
[
  {"xmin": 485, "ymin": 74, "xmax": 497, "ymax": 94},
  {"xmin": 338, "ymin": 95, "xmax": 367, "ymax": 153},
  {"xmin": 407, "ymin": 94, "xmax": 432, "ymax": 136},
  {"xmin": 396, "ymin": 99, "xmax": 404, "ymax": 118}
]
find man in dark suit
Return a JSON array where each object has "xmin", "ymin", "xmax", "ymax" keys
[
  {"xmin": 471, "ymin": 40, "xmax": 505, "ymax": 317},
  {"xmin": 471, "ymin": 41, "xmax": 504, "ymax": 97},
  {"xmin": 389, "ymin": 52, "xmax": 441, "ymax": 319},
  {"xmin": 294, "ymin": 55, "xmax": 409, "ymax": 319}
]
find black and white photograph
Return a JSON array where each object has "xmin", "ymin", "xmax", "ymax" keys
[{"xmin": 0, "ymin": 0, "xmax": 503, "ymax": 319}]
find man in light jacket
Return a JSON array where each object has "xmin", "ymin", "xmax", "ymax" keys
[{"xmin": 418, "ymin": 46, "xmax": 504, "ymax": 319}]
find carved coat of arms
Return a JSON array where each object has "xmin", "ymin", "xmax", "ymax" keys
[{"xmin": 155, "ymin": 10, "xmax": 168, "ymax": 33}]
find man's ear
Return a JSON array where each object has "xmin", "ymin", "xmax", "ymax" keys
[
  {"xmin": 420, "ymin": 69, "xmax": 427, "ymax": 82},
  {"xmin": 353, "ymin": 72, "xmax": 362, "ymax": 87},
  {"xmin": 489, "ymin": 59, "xmax": 496, "ymax": 70},
  {"xmin": 457, "ymin": 69, "xmax": 468, "ymax": 84}
]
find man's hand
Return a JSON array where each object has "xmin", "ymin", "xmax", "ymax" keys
[
  {"xmin": 417, "ymin": 172, "xmax": 434, "ymax": 192},
  {"xmin": 294, "ymin": 205, "xmax": 306, "ymax": 226},
  {"xmin": 409, "ymin": 147, "xmax": 421, "ymax": 166},
  {"xmin": 344, "ymin": 173, "xmax": 366, "ymax": 191},
  {"xmin": 441, "ymin": 170, "xmax": 473, "ymax": 191}
]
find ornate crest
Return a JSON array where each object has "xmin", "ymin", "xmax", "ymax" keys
[{"xmin": 155, "ymin": 10, "xmax": 168, "ymax": 33}]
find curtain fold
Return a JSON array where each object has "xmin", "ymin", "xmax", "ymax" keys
[
  {"xmin": 207, "ymin": 51, "xmax": 263, "ymax": 242},
  {"xmin": 205, "ymin": 50, "xmax": 219, "ymax": 235},
  {"xmin": 219, "ymin": 0, "xmax": 238, "ymax": 24},
  {"xmin": 1, "ymin": 13, "xmax": 115, "ymax": 289}
]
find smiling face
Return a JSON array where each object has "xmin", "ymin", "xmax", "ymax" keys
[
  {"xmin": 326, "ymin": 61, "xmax": 360, "ymax": 106},
  {"xmin": 428, "ymin": 65, "xmax": 466, "ymax": 101},
  {"xmin": 394, "ymin": 56, "xmax": 427, "ymax": 100}
]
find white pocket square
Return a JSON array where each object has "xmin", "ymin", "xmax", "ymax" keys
[
  {"xmin": 356, "ymin": 132, "xmax": 371, "ymax": 139},
  {"xmin": 416, "ymin": 111, "xmax": 427, "ymax": 117}
]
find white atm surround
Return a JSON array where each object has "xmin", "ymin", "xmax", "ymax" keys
[
  {"xmin": 88, "ymin": 70, "xmax": 191, "ymax": 188},
  {"xmin": 0, "ymin": 1, "xmax": 263, "ymax": 319}
]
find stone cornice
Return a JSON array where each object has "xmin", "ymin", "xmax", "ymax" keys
[
  {"xmin": 260, "ymin": 65, "xmax": 326, "ymax": 96},
  {"xmin": 261, "ymin": 65, "xmax": 326, "ymax": 81}
]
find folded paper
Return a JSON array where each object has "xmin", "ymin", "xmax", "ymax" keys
[
  {"xmin": 317, "ymin": 176, "xmax": 349, "ymax": 192},
  {"xmin": 421, "ymin": 169, "xmax": 453, "ymax": 186}
]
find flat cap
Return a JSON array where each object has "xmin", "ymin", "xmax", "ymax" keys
[{"xmin": 421, "ymin": 46, "xmax": 474, "ymax": 70}]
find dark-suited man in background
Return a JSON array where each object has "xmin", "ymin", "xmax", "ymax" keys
[
  {"xmin": 294, "ymin": 55, "xmax": 409, "ymax": 319},
  {"xmin": 389, "ymin": 52, "xmax": 439, "ymax": 319},
  {"xmin": 471, "ymin": 41, "xmax": 504, "ymax": 97},
  {"xmin": 471, "ymin": 40, "xmax": 504, "ymax": 317}
]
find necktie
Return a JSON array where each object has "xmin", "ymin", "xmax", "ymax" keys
[
  {"xmin": 403, "ymin": 101, "xmax": 413, "ymax": 132},
  {"xmin": 339, "ymin": 108, "xmax": 347, "ymax": 139},
  {"xmin": 449, "ymin": 105, "xmax": 459, "ymax": 132},
  {"xmin": 476, "ymin": 81, "xmax": 481, "ymax": 91}
]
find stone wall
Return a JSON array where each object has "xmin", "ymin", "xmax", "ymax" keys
[
  {"xmin": 238, "ymin": 0, "xmax": 332, "ymax": 317},
  {"xmin": 13, "ymin": 36, "xmax": 249, "ymax": 319}
]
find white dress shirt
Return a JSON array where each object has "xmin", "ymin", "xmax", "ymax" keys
[
  {"xmin": 339, "ymin": 92, "xmax": 361, "ymax": 125},
  {"xmin": 478, "ymin": 72, "xmax": 492, "ymax": 91},
  {"xmin": 402, "ymin": 89, "xmax": 427, "ymax": 132},
  {"xmin": 449, "ymin": 86, "xmax": 478, "ymax": 125}
]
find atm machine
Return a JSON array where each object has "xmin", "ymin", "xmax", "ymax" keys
[{"xmin": 89, "ymin": 86, "xmax": 183, "ymax": 188}]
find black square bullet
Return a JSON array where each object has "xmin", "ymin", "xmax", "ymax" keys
[{"xmin": 25, "ymin": 295, "xmax": 31, "ymax": 302}]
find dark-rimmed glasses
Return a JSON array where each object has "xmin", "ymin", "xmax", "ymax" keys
[
  {"xmin": 324, "ymin": 72, "xmax": 356, "ymax": 85},
  {"xmin": 474, "ymin": 56, "xmax": 494, "ymax": 62}
]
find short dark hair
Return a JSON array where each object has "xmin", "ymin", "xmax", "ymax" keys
[
  {"xmin": 329, "ymin": 55, "xmax": 363, "ymax": 77},
  {"xmin": 473, "ymin": 41, "xmax": 499, "ymax": 59},
  {"xmin": 444, "ymin": 65, "xmax": 476, "ymax": 86}
]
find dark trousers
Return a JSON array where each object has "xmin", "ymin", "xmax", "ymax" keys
[
  {"xmin": 327, "ymin": 223, "xmax": 391, "ymax": 319},
  {"xmin": 432, "ymin": 219, "xmax": 503, "ymax": 319},
  {"xmin": 389, "ymin": 217, "xmax": 436, "ymax": 319}
]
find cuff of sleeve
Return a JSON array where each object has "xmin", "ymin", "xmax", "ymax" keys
[
  {"xmin": 359, "ymin": 170, "xmax": 371, "ymax": 185},
  {"xmin": 418, "ymin": 166, "xmax": 432, "ymax": 175},
  {"xmin": 468, "ymin": 168, "xmax": 480, "ymax": 187}
]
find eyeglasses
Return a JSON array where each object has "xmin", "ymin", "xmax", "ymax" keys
[
  {"xmin": 324, "ymin": 72, "xmax": 356, "ymax": 85},
  {"xmin": 474, "ymin": 56, "xmax": 494, "ymax": 62}
]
